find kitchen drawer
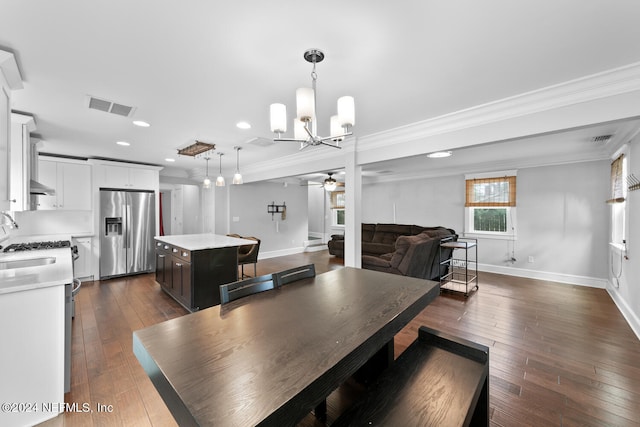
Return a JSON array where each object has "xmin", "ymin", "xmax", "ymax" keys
[{"xmin": 170, "ymin": 246, "xmax": 191, "ymax": 262}]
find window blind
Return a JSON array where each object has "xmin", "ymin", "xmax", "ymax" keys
[
  {"xmin": 465, "ymin": 176, "xmax": 516, "ymax": 207},
  {"xmin": 607, "ymin": 154, "xmax": 625, "ymax": 203}
]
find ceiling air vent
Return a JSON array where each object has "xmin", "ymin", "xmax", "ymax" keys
[
  {"xmin": 246, "ymin": 137, "xmax": 275, "ymax": 147},
  {"xmin": 592, "ymin": 135, "xmax": 613, "ymax": 144},
  {"xmin": 86, "ymin": 95, "xmax": 136, "ymax": 117}
]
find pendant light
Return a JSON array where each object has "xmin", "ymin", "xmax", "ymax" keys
[
  {"xmin": 216, "ymin": 152, "xmax": 225, "ymax": 187},
  {"xmin": 232, "ymin": 146, "xmax": 243, "ymax": 185},
  {"xmin": 203, "ymin": 156, "xmax": 211, "ymax": 189}
]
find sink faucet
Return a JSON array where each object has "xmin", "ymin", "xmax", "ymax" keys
[{"xmin": 1, "ymin": 212, "xmax": 19, "ymax": 229}]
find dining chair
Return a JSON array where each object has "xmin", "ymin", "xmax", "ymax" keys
[
  {"xmin": 227, "ymin": 234, "xmax": 261, "ymax": 278},
  {"xmin": 220, "ymin": 273, "xmax": 275, "ymax": 304},
  {"xmin": 273, "ymin": 264, "xmax": 316, "ymax": 288}
]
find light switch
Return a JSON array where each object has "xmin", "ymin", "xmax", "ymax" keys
[{"xmin": 232, "ymin": 216, "xmax": 240, "ymax": 222}]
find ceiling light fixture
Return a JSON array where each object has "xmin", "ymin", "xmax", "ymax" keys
[
  {"xmin": 270, "ymin": 48, "xmax": 354, "ymax": 150},
  {"xmin": 324, "ymin": 173, "xmax": 337, "ymax": 192},
  {"xmin": 116, "ymin": 141, "xmax": 130, "ymax": 146},
  {"xmin": 216, "ymin": 152, "xmax": 225, "ymax": 187},
  {"xmin": 165, "ymin": 158, "xmax": 175, "ymax": 162},
  {"xmin": 232, "ymin": 146, "xmax": 243, "ymax": 185},
  {"xmin": 133, "ymin": 120, "xmax": 150, "ymax": 127},
  {"xmin": 236, "ymin": 121, "xmax": 251, "ymax": 130},
  {"xmin": 203, "ymin": 157, "xmax": 211, "ymax": 189},
  {"xmin": 426, "ymin": 151, "xmax": 452, "ymax": 158}
]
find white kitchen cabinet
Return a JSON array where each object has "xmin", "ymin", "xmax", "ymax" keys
[
  {"xmin": 102, "ymin": 164, "xmax": 157, "ymax": 190},
  {"xmin": 0, "ymin": 284, "xmax": 65, "ymax": 426},
  {"xmin": 0, "ymin": 50, "xmax": 23, "ymax": 211},
  {"xmin": 72, "ymin": 236, "xmax": 93, "ymax": 279},
  {"xmin": 37, "ymin": 158, "xmax": 91, "ymax": 210},
  {"xmin": 9, "ymin": 113, "xmax": 36, "ymax": 211}
]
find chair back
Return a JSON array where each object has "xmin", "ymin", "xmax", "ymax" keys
[
  {"xmin": 273, "ymin": 264, "xmax": 316, "ymax": 288},
  {"xmin": 238, "ymin": 237, "xmax": 260, "ymax": 264},
  {"xmin": 220, "ymin": 273, "xmax": 275, "ymax": 304}
]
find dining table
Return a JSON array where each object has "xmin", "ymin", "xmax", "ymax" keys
[{"xmin": 133, "ymin": 266, "xmax": 440, "ymax": 426}]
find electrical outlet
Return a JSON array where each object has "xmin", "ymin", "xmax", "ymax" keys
[{"xmin": 528, "ymin": 256, "xmax": 534, "ymax": 263}]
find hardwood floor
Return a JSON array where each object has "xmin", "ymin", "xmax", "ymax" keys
[{"xmin": 40, "ymin": 250, "xmax": 640, "ymax": 426}]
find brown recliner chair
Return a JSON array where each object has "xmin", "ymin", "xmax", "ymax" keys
[{"xmin": 228, "ymin": 234, "xmax": 261, "ymax": 278}]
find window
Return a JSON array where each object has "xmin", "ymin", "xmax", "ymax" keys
[
  {"xmin": 465, "ymin": 172, "xmax": 517, "ymax": 239},
  {"xmin": 609, "ymin": 154, "xmax": 627, "ymax": 246},
  {"xmin": 333, "ymin": 208, "xmax": 345, "ymax": 227},
  {"xmin": 331, "ymin": 191, "xmax": 345, "ymax": 227}
]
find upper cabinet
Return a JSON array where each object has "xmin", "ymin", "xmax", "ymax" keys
[
  {"xmin": 37, "ymin": 157, "xmax": 92, "ymax": 210},
  {"xmin": 0, "ymin": 50, "xmax": 24, "ymax": 211},
  {"xmin": 96, "ymin": 162, "xmax": 159, "ymax": 191}
]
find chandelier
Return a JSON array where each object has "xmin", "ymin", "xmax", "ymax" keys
[{"xmin": 269, "ymin": 49, "xmax": 355, "ymax": 150}]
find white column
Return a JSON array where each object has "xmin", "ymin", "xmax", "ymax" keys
[{"xmin": 344, "ymin": 140, "xmax": 362, "ymax": 268}]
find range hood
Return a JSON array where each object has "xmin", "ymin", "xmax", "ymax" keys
[{"xmin": 30, "ymin": 179, "xmax": 56, "ymax": 196}]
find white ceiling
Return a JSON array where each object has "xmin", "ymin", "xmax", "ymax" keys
[{"xmin": 3, "ymin": 1, "xmax": 640, "ymax": 182}]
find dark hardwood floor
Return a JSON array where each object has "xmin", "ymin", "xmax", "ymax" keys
[{"xmin": 40, "ymin": 250, "xmax": 640, "ymax": 426}]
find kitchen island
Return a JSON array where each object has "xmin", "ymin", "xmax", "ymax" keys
[{"xmin": 154, "ymin": 234, "xmax": 256, "ymax": 311}]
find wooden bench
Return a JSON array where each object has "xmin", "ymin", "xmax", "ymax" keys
[{"xmin": 333, "ymin": 326, "xmax": 489, "ymax": 427}]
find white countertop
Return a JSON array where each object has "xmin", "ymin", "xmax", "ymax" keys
[
  {"xmin": 155, "ymin": 234, "xmax": 257, "ymax": 251},
  {"xmin": 0, "ymin": 247, "xmax": 74, "ymax": 295}
]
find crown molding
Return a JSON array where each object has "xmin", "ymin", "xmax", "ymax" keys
[
  {"xmin": 0, "ymin": 50, "xmax": 23, "ymax": 90},
  {"xmin": 359, "ymin": 61, "xmax": 640, "ymax": 151}
]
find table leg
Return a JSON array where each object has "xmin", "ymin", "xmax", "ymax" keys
[
  {"xmin": 353, "ymin": 338, "xmax": 394, "ymax": 386},
  {"xmin": 314, "ymin": 399, "xmax": 327, "ymax": 422}
]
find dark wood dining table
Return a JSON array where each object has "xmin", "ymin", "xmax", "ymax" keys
[{"xmin": 133, "ymin": 267, "xmax": 440, "ymax": 426}]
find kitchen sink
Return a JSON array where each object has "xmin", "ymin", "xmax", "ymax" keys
[{"xmin": 0, "ymin": 256, "xmax": 56, "ymax": 270}]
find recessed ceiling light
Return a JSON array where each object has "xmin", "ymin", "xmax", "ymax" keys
[
  {"xmin": 116, "ymin": 141, "xmax": 130, "ymax": 146},
  {"xmin": 165, "ymin": 158, "xmax": 175, "ymax": 162},
  {"xmin": 426, "ymin": 151, "xmax": 452, "ymax": 158},
  {"xmin": 236, "ymin": 121, "xmax": 251, "ymax": 129},
  {"xmin": 133, "ymin": 120, "xmax": 150, "ymax": 127}
]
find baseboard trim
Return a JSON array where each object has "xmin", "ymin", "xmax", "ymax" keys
[
  {"xmin": 606, "ymin": 282, "xmax": 640, "ymax": 341},
  {"xmin": 304, "ymin": 244, "xmax": 328, "ymax": 252},
  {"xmin": 258, "ymin": 247, "xmax": 305, "ymax": 260},
  {"xmin": 479, "ymin": 263, "xmax": 608, "ymax": 289}
]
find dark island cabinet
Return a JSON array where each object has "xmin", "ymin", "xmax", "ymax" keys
[{"xmin": 154, "ymin": 240, "xmax": 238, "ymax": 311}]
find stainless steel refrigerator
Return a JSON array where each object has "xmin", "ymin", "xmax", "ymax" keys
[{"xmin": 100, "ymin": 189, "xmax": 156, "ymax": 279}]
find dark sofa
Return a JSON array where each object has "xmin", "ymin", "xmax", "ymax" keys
[
  {"xmin": 328, "ymin": 223, "xmax": 456, "ymax": 281},
  {"xmin": 328, "ymin": 223, "xmax": 452, "ymax": 257},
  {"xmin": 362, "ymin": 229, "xmax": 456, "ymax": 281}
]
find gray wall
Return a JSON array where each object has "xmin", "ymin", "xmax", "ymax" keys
[
  {"xmin": 362, "ymin": 160, "xmax": 610, "ymax": 280},
  {"xmin": 225, "ymin": 181, "xmax": 309, "ymax": 254},
  {"xmin": 307, "ymin": 185, "xmax": 326, "ymax": 238}
]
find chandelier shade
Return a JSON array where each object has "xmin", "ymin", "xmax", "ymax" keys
[
  {"xmin": 270, "ymin": 103, "xmax": 287, "ymax": 133},
  {"xmin": 269, "ymin": 48, "xmax": 354, "ymax": 150},
  {"xmin": 296, "ymin": 88, "xmax": 315, "ymax": 121},
  {"xmin": 337, "ymin": 96, "xmax": 355, "ymax": 127}
]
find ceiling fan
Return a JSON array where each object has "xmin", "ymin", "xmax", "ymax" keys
[{"xmin": 301, "ymin": 172, "xmax": 345, "ymax": 191}]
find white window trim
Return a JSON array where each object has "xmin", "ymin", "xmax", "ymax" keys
[{"xmin": 464, "ymin": 206, "xmax": 518, "ymax": 241}]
